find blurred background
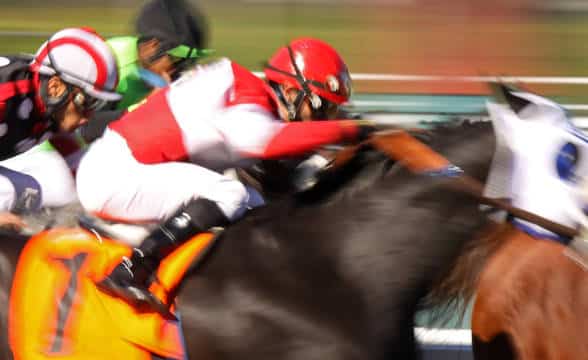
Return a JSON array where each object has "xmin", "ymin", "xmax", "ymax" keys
[
  {"xmin": 2, "ymin": 0, "xmax": 588, "ymax": 98},
  {"xmin": 3, "ymin": 1, "xmax": 585, "ymax": 356}
]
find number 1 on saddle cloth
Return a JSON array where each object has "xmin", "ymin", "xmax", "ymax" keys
[{"xmin": 8, "ymin": 226, "xmax": 216, "ymax": 359}]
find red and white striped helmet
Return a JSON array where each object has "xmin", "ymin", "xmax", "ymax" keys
[{"xmin": 32, "ymin": 27, "xmax": 121, "ymax": 102}]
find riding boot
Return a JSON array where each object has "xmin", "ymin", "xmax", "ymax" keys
[{"xmin": 96, "ymin": 198, "xmax": 229, "ymax": 316}]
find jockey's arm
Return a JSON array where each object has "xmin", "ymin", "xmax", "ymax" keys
[{"xmin": 215, "ymin": 108, "xmax": 359, "ymax": 160}]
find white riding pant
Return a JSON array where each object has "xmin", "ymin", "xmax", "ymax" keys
[
  {"xmin": 0, "ymin": 144, "xmax": 77, "ymax": 212},
  {"xmin": 76, "ymin": 129, "xmax": 264, "ymax": 223}
]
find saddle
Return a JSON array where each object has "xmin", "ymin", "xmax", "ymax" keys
[{"xmin": 9, "ymin": 216, "xmax": 219, "ymax": 359}]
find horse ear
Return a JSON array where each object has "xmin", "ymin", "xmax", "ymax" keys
[
  {"xmin": 504, "ymin": 91, "xmax": 533, "ymax": 116},
  {"xmin": 488, "ymin": 82, "xmax": 531, "ymax": 114}
]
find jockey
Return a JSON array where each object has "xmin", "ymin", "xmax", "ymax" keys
[
  {"xmin": 77, "ymin": 38, "xmax": 373, "ymax": 312},
  {"xmin": 80, "ymin": 0, "xmax": 210, "ymax": 143},
  {"xmin": 0, "ymin": 28, "xmax": 120, "ymax": 228},
  {"xmin": 0, "ymin": 0, "xmax": 208, "ymax": 231}
]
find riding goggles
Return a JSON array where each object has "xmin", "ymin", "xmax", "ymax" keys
[{"xmin": 73, "ymin": 90, "xmax": 109, "ymax": 114}]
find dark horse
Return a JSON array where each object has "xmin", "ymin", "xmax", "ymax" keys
[{"xmin": 0, "ymin": 122, "xmax": 498, "ymax": 359}]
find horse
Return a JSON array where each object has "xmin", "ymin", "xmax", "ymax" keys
[
  {"xmin": 0, "ymin": 121, "xmax": 499, "ymax": 359},
  {"xmin": 424, "ymin": 86, "xmax": 588, "ymax": 360},
  {"xmin": 470, "ymin": 225, "xmax": 588, "ymax": 360},
  {"xmin": 425, "ymin": 197, "xmax": 588, "ymax": 360}
]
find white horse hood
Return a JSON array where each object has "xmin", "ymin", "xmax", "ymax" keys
[{"xmin": 486, "ymin": 86, "xmax": 588, "ymax": 236}]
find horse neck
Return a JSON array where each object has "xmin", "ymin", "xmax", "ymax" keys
[
  {"xmin": 420, "ymin": 122, "xmax": 515, "ymax": 317},
  {"xmin": 334, "ymin": 122, "xmax": 501, "ymax": 322},
  {"xmin": 175, "ymin": 153, "xmax": 408, "ymax": 356}
]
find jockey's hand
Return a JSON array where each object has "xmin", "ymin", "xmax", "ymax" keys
[
  {"xmin": 292, "ymin": 153, "xmax": 330, "ymax": 192},
  {"xmin": 352, "ymin": 120, "xmax": 378, "ymax": 142},
  {"xmin": 0, "ymin": 212, "xmax": 26, "ymax": 232}
]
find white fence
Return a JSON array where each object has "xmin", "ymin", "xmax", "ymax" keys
[{"xmin": 253, "ymin": 71, "xmax": 588, "ymax": 85}]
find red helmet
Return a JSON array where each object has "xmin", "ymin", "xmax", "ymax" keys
[{"xmin": 264, "ymin": 38, "xmax": 352, "ymax": 113}]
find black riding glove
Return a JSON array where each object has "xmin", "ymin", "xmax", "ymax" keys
[{"xmin": 355, "ymin": 120, "xmax": 378, "ymax": 142}]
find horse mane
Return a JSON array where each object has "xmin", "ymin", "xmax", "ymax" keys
[
  {"xmin": 419, "ymin": 120, "xmax": 515, "ymax": 323},
  {"xmin": 421, "ymin": 221, "xmax": 512, "ymax": 323},
  {"xmin": 295, "ymin": 150, "xmax": 394, "ymax": 205},
  {"xmin": 295, "ymin": 119, "xmax": 504, "ymax": 325}
]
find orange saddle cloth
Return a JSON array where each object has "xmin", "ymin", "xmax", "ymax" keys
[{"xmin": 8, "ymin": 228, "xmax": 217, "ymax": 360}]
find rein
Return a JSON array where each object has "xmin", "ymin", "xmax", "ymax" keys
[{"xmin": 333, "ymin": 130, "xmax": 579, "ymax": 239}]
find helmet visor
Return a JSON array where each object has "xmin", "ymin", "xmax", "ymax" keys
[
  {"xmin": 166, "ymin": 45, "xmax": 213, "ymax": 59},
  {"xmin": 167, "ymin": 46, "xmax": 213, "ymax": 78}
]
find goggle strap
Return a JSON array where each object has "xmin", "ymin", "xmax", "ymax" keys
[
  {"xmin": 265, "ymin": 43, "xmax": 340, "ymax": 119},
  {"xmin": 263, "ymin": 63, "xmax": 326, "ymax": 90}
]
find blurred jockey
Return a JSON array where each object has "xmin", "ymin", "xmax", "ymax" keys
[
  {"xmin": 0, "ymin": 0, "xmax": 208, "ymax": 231},
  {"xmin": 77, "ymin": 38, "xmax": 373, "ymax": 312},
  {"xmin": 0, "ymin": 27, "xmax": 120, "ymax": 228},
  {"xmin": 80, "ymin": 0, "xmax": 210, "ymax": 143},
  {"xmin": 115, "ymin": 0, "xmax": 208, "ymax": 107}
]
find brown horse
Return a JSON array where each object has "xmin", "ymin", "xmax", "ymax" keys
[
  {"xmin": 425, "ymin": 84, "xmax": 588, "ymax": 360},
  {"xmin": 468, "ymin": 224, "xmax": 588, "ymax": 360},
  {"xmin": 429, "ymin": 219, "xmax": 588, "ymax": 360}
]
